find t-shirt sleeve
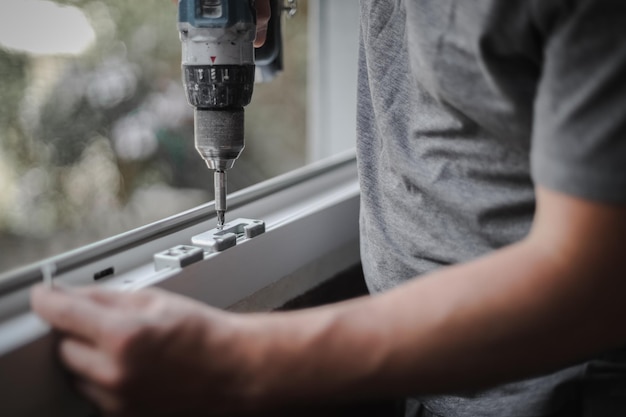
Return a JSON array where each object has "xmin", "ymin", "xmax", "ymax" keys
[{"xmin": 531, "ymin": 0, "xmax": 626, "ymax": 203}]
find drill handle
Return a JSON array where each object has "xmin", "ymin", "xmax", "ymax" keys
[{"xmin": 255, "ymin": 0, "xmax": 283, "ymax": 82}]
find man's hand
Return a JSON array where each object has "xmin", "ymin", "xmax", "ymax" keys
[
  {"xmin": 30, "ymin": 285, "xmax": 389, "ymax": 416},
  {"xmin": 254, "ymin": 0, "xmax": 271, "ymax": 47},
  {"xmin": 30, "ymin": 286, "xmax": 257, "ymax": 417}
]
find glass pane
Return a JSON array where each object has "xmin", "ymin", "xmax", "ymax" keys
[{"xmin": 0, "ymin": 0, "xmax": 308, "ymax": 272}]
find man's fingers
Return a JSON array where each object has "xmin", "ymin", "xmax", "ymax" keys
[
  {"xmin": 254, "ymin": 0, "xmax": 271, "ymax": 47},
  {"xmin": 255, "ymin": 27, "xmax": 268, "ymax": 47},
  {"xmin": 61, "ymin": 338, "xmax": 121, "ymax": 388},
  {"xmin": 31, "ymin": 285, "xmax": 115, "ymax": 344}
]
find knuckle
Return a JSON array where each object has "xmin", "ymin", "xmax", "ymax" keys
[
  {"xmin": 109, "ymin": 324, "xmax": 141, "ymax": 359},
  {"xmin": 56, "ymin": 304, "xmax": 76, "ymax": 323},
  {"xmin": 132, "ymin": 288, "xmax": 160, "ymax": 307},
  {"xmin": 58, "ymin": 339, "xmax": 79, "ymax": 365},
  {"xmin": 100, "ymin": 365, "xmax": 129, "ymax": 392},
  {"xmin": 146, "ymin": 298, "xmax": 169, "ymax": 315}
]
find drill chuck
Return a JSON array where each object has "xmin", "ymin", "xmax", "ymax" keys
[{"xmin": 194, "ymin": 108, "xmax": 244, "ymax": 170}]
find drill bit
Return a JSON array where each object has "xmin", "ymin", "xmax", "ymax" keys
[
  {"xmin": 217, "ymin": 210, "xmax": 225, "ymax": 229},
  {"xmin": 214, "ymin": 169, "xmax": 227, "ymax": 229}
]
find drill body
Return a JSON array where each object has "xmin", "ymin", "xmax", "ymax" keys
[{"xmin": 178, "ymin": 0, "xmax": 257, "ymax": 227}]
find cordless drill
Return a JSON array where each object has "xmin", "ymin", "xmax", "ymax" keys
[{"xmin": 178, "ymin": 0, "xmax": 284, "ymax": 228}]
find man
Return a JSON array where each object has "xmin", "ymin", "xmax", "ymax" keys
[{"xmin": 32, "ymin": 0, "xmax": 626, "ymax": 416}]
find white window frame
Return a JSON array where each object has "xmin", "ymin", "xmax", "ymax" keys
[
  {"xmin": 307, "ymin": 0, "xmax": 360, "ymax": 162},
  {"xmin": 0, "ymin": 151, "xmax": 360, "ymax": 416}
]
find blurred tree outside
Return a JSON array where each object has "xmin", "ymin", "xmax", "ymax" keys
[{"xmin": 0, "ymin": 0, "xmax": 308, "ymax": 273}]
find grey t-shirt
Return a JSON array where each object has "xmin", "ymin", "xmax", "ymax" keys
[{"xmin": 356, "ymin": 0, "xmax": 626, "ymax": 416}]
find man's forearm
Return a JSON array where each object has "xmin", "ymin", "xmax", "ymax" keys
[
  {"xmin": 30, "ymin": 188, "xmax": 626, "ymax": 414},
  {"xmin": 234, "ymin": 233, "xmax": 626, "ymax": 406}
]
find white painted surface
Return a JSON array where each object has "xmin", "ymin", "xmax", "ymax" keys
[{"xmin": 308, "ymin": 0, "xmax": 360, "ymax": 161}]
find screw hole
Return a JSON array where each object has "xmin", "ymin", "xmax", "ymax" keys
[{"xmin": 94, "ymin": 267, "xmax": 115, "ymax": 281}]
